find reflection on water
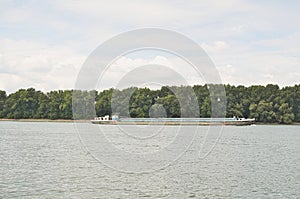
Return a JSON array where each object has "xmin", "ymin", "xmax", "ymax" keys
[{"xmin": 0, "ymin": 122, "xmax": 299, "ymax": 198}]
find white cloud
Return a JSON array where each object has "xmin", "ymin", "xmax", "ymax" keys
[
  {"xmin": 263, "ymin": 74, "xmax": 274, "ymax": 79},
  {"xmin": 1, "ymin": 0, "xmax": 300, "ymax": 93},
  {"xmin": 97, "ymin": 54, "xmax": 206, "ymax": 90},
  {"xmin": 48, "ymin": 0, "xmax": 256, "ymax": 32},
  {"xmin": 213, "ymin": 52, "xmax": 300, "ymax": 86},
  {"xmin": 0, "ymin": 39, "xmax": 86, "ymax": 93},
  {"xmin": 216, "ymin": 64, "xmax": 236, "ymax": 84},
  {"xmin": 201, "ymin": 41, "xmax": 229, "ymax": 53},
  {"xmin": 226, "ymin": 25, "xmax": 247, "ymax": 35}
]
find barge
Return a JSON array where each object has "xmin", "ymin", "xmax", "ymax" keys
[{"xmin": 91, "ymin": 115, "xmax": 255, "ymax": 126}]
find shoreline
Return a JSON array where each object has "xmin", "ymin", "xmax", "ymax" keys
[
  {"xmin": 1, "ymin": 118, "xmax": 300, "ymax": 125},
  {"xmin": 255, "ymin": 122, "xmax": 300, "ymax": 125},
  {"xmin": 0, "ymin": 118, "xmax": 90, "ymax": 123}
]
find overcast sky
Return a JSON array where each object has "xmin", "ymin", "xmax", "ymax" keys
[{"xmin": 1, "ymin": 0, "xmax": 300, "ymax": 93}]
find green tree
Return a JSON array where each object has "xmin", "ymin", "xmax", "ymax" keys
[
  {"xmin": 129, "ymin": 88, "xmax": 153, "ymax": 118},
  {"xmin": 34, "ymin": 91, "xmax": 49, "ymax": 119},
  {"xmin": 256, "ymin": 100, "xmax": 276, "ymax": 123},
  {"xmin": 277, "ymin": 103, "xmax": 294, "ymax": 124},
  {"xmin": 157, "ymin": 94, "xmax": 180, "ymax": 118},
  {"xmin": 72, "ymin": 90, "xmax": 96, "ymax": 119},
  {"xmin": 96, "ymin": 89, "xmax": 113, "ymax": 116},
  {"xmin": 48, "ymin": 91, "xmax": 63, "ymax": 119},
  {"xmin": 0, "ymin": 90, "xmax": 6, "ymax": 118},
  {"xmin": 4, "ymin": 88, "xmax": 40, "ymax": 119},
  {"xmin": 0, "ymin": 84, "xmax": 299, "ymax": 124}
]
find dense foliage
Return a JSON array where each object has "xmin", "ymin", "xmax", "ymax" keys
[{"xmin": 0, "ymin": 84, "xmax": 299, "ymax": 124}]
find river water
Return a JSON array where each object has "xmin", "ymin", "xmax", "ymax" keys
[{"xmin": 0, "ymin": 122, "xmax": 299, "ymax": 198}]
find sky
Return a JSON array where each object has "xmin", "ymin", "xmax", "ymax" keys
[{"xmin": 1, "ymin": 0, "xmax": 300, "ymax": 93}]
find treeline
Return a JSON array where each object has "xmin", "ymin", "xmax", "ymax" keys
[{"xmin": 0, "ymin": 84, "xmax": 299, "ymax": 124}]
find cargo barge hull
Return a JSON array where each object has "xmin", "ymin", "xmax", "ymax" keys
[{"xmin": 91, "ymin": 117, "xmax": 255, "ymax": 126}]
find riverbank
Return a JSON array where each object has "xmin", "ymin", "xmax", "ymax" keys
[
  {"xmin": 1, "ymin": 118, "xmax": 300, "ymax": 125},
  {"xmin": 0, "ymin": 118, "xmax": 90, "ymax": 123},
  {"xmin": 255, "ymin": 122, "xmax": 300, "ymax": 125}
]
